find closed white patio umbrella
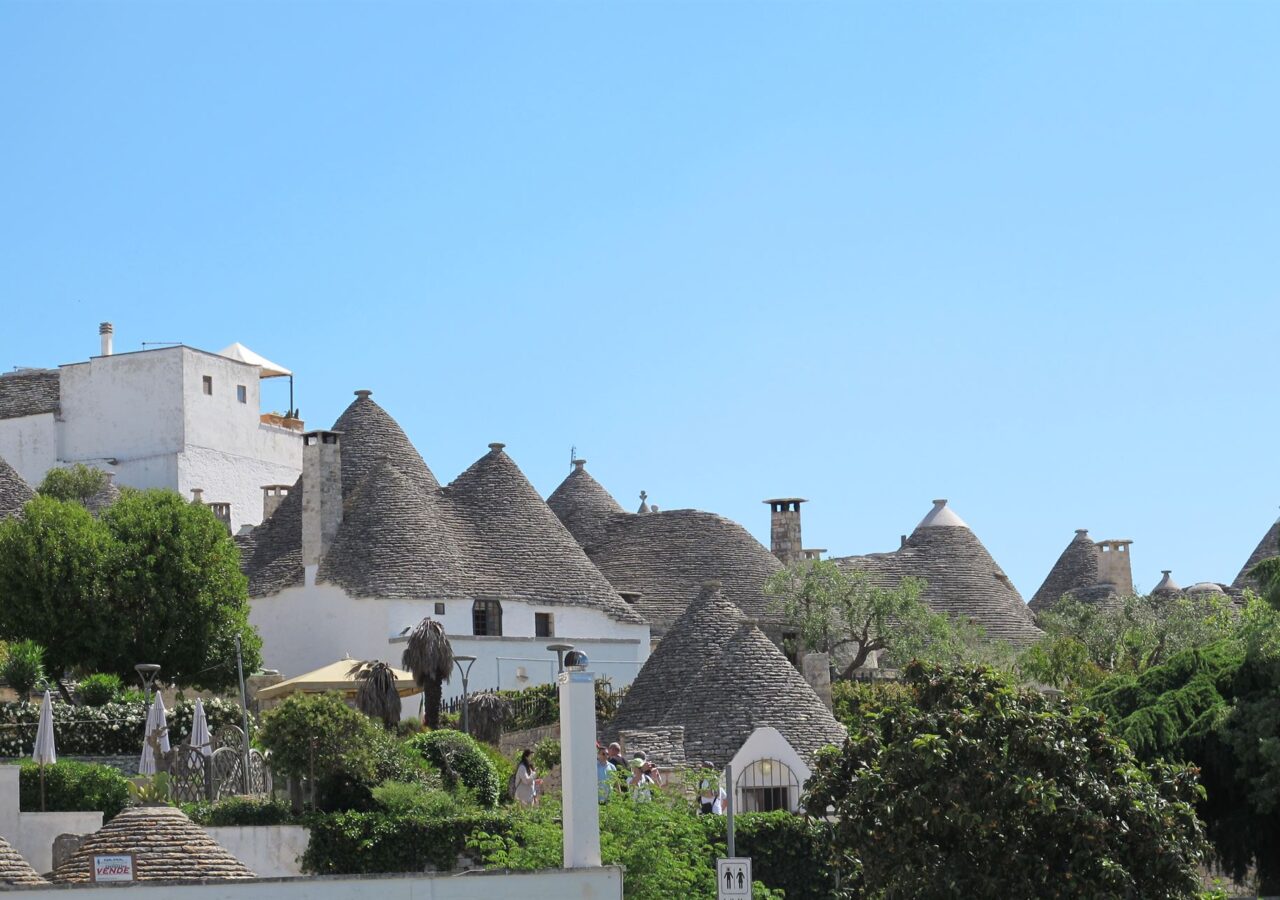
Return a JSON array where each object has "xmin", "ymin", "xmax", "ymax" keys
[
  {"xmin": 138, "ymin": 693, "xmax": 170, "ymax": 776},
  {"xmin": 32, "ymin": 689, "xmax": 56, "ymax": 811},
  {"xmin": 188, "ymin": 698, "xmax": 212, "ymax": 758}
]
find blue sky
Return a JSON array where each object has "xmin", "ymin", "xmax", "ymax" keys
[{"xmin": 2, "ymin": 1, "xmax": 1277, "ymax": 599}]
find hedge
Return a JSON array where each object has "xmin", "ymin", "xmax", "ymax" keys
[
  {"xmin": 184, "ymin": 795, "xmax": 302, "ymax": 827},
  {"xmin": 0, "ymin": 697, "xmax": 245, "ymax": 757},
  {"xmin": 303, "ymin": 810, "xmax": 513, "ymax": 874},
  {"xmin": 17, "ymin": 760, "xmax": 131, "ymax": 821},
  {"xmin": 700, "ymin": 811, "xmax": 838, "ymax": 900},
  {"xmin": 407, "ymin": 730, "xmax": 501, "ymax": 807}
]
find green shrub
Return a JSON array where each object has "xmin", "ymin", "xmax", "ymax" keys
[
  {"xmin": 184, "ymin": 795, "xmax": 299, "ymax": 827},
  {"xmin": 0, "ymin": 695, "xmax": 243, "ymax": 757},
  {"xmin": 2, "ymin": 640, "xmax": 46, "ymax": 701},
  {"xmin": 407, "ymin": 730, "xmax": 501, "ymax": 807},
  {"xmin": 532, "ymin": 737, "xmax": 560, "ymax": 772},
  {"xmin": 372, "ymin": 781, "xmax": 467, "ymax": 818},
  {"xmin": 77, "ymin": 673, "xmax": 124, "ymax": 707},
  {"xmin": 700, "ymin": 811, "xmax": 836, "ymax": 900},
  {"xmin": 303, "ymin": 810, "xmax": 513, "ymax": 874},
  {"xmin": 258, "ymin": 692, "xmax": 380, "ymax": 787},
  {"xmin": 395, "ymin": 717, "xmax": 423, "ymax": 737},
  {"xmin": 18, "ymin": 760, "xmax": 130, "ymax": 821}
]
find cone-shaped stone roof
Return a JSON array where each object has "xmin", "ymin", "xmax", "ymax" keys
[
  {"xmin": 833, "ymin": 500, "xmax": 1042, "ymax": 647},
  {"xmin": 547, "ymin": 459, "xmax": 623, "ymax": 549},
  {"xmin": 51, "ymin": 806, "xmax": 255, "ymax": 883},
  {"xmin": 82, "ymin": 476, "xmax": 122, "ymax": 515},
  {"xmin": 1153, "ymin": 570, "xmax": 1182, "ymax": 595},
  {"xmin": 0, "ymin": 834, "xmax": 45, "ymax": 886},
  {"xmin": 1030, "ymin": 529, "xmax": 1101, "ymax": 612},
  {"xmin": 0, "ymin": 453, "xmax": 34, "ymax": 519},
  {"xmin": 0, "ymin": 368, "xmax": 60, "ymax": 420},
  {"xmin": 549, "ymin": 463, "xmax": 785, "ymax": 636},
  {"xmin": 240, "ymin": 394, "xmax": 642, "ymax": 624},
  {"xmin": 1231, "ymin": 512, "xmax": 1280, "ymax": 594},
  {"xmin": 608, "ymin": 581, "xmax": 846, "ymax": 768}
]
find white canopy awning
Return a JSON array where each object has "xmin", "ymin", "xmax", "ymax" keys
[{"xmin": 217, "ymin": 342, "xmax": 292, "ymax": 379}]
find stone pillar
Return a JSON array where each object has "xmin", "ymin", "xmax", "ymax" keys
[
  {"xmin": 801, "ymin": 652, "xmax": 833, "ymax": 711},
  {"xmin": 302, "ymin": 430, "xmax": 343, "ymax": 585},
  {"xmin": 558, "ymin": 668, "xmax": 601, "ymax": 868},
  {"xmin": 1095, "ymin": 539, "xmax": 1134, "ymax": 595},
  {"xmin": 764, "ymin": 498, "xmax": 806, "ymax": 565},
  {"xmin": 0, "ymin": 765, "xmax": 18, "ymax": 842}
]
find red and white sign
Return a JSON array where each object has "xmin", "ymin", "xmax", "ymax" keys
[{"xmin": 92, "ymin": 853, "xmax": 136, "ymax": 882}]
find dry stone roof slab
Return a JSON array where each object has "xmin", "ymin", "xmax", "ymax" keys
[
  {"xmin": 0, "ymin": 368, "xmax": 60, "ymax": 420},
  {"xmin": 50, "ymin": 806, "xmax": 255, "ymax": 883},
  {"xmin": 0, "ymin": 834, "xmax": 45, "ymax": 886},
  {"xmin": 833, "ymin": 500, "xmax": 1042, "ymax": 647},
  {"xmin": 608, "ymin": 581, "xmax": 846, "ymax": 769},
  {"xmin": 1030, "ymin": 529, "xmax": 1102, "ymax": 612},
  {"xmin": 0, "ymin": 454, "xmax": 35, "ymax": 519},
  {"xmin": 240, "ymin": 393, "xmax": 642, "ymax": 624},
  {"xmin": 546, "ymin": 460, "xmax": 624, "ymax": 550},
  {"xmin": 1231, "ymin": 513, "xmax": 1280, "ymax": 594}
]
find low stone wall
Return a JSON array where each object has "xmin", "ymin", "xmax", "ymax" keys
[
  {"xmin": 498, "ymin": 724, "xmax": 559, "ymax": 757},
  {"xmin": 204, "ymin": 825, "xmax": 310, "ymax": 877}
]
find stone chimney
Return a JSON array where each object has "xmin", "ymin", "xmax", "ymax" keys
[
  {"xmin": 1094, "ymin": 539, "xmax": 1134, "ymax": 595},
  {"xmin": 302, "ymin": 430, "xmax": 343, "ymax": 584},
  {"xmin": 210, "ymin": 502, "xmax": 232, "ymax": 532},
  {"xmin": 99, "ymin": 322, "xmax": 113, "ymax": 357},
  {"xmin": 190, "ymin": 487, "xmax": 204, "ymax": 504},
  {"xmin": 261, "ymin": 484, "xmax": 290, "ymax": 520},
  {"xmin": 764, "ymin": 498, "xmax": 806, "ymax": 566}
]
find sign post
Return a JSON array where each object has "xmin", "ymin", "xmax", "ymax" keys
[{"xmin": 716, "ymin": 856, "xmax": 752, "ymax": 899}]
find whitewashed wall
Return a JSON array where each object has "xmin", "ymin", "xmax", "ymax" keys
[
  {"xmin": 203, "ymin": 826, "xmax": 308, "ymax": 878},
  {"xmin": 0, "ymin": 412, "xmax": 57, "ymax": 487},
  {"xmin": 250, "ymin": 583, "xmax": 649, "ymax": 697},
  {"xmin": 59, "ymin": 350, "xmax": 186, "ymax": 463},
  {"xmin": 0, "ymin": 766, "xmax": 102, "ymax": 874},
  {"xmin": 11, "ymin": 868, "xmax": 623, "ymax": 898}
]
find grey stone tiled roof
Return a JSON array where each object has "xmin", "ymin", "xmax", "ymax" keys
[
  {"xmin": 546, "ymin": 460, "xmax": 623, "ymax": 549},
  {"xmin": 0, "ymin": 834, "xmax": 44, "ymax": 886},
  {"xmin": 1030, "ymin": 529, "xmax": 1102, "ymax": 612},
  {"xmin": 51, "ymin": 806, "xmax": 255, "ymax": 883},
  {"xmin": 1231, "ymin": 514, "xmax": 1280, "ymax": 594},
  {"xmin": 608, "ymin": 581, "xmax": 846, "ymax": 769},
  {"xmin": 550, "ymin": 463, "xmax": 784, "ymax": 636},
  {"xmin": 0, "ymin": 368, "xmax": 59, "ymax": 420},
  {"xmin": 0, "ymin": 454, "xmax": 35, "ymax": 519},
  {"xmin": 82, "ymin": 477, "xmax": 122, "ymax": 515},
  {"xmin": 240, "ymin": 393, "xmax": 643, "ymax": 625},
  {"xmin": 833, "ymin": 502, "xmax": 1042, "ymax": 647}
]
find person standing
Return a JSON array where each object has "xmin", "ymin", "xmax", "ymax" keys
[
  {"xmin": 514, "ymin": 748, "xmax": 540, "ymax": 807},
  {"xmin": 597, "ymin": 746, "xmax": 616, "ymax": 803}
]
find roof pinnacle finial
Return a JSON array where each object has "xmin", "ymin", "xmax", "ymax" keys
[
  {"xmin": 637, "ymin": 490, "xmax": 650, "ymax": 514},
  {"xmin": 354, "ymin": 389, "xmax": 372, "ymax": 400},
  {"xmin": 572, "ymin": 459, "xmax": 586, "ymax": 471}
]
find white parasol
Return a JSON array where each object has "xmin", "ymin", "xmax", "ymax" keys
[
  {"xmin": 188, "ymin": 698, "xmax": 213, "ymax": 758},
  {"xmin": 138, "ymin": 692, "xmax": 171, "ymax": 775},
  {"xmin": 32, "ymin": 689, "xmax": 56, "ymax": 810}
]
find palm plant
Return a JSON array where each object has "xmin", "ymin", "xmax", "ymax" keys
[
  {"xmin": 347, "ymin": 659, "xmax": 402, "ymax": 729},
  {"xmin": 401, "ymin": 618, "xmax": 453, "ymax": 729},
  {"xmin": 1, "ymin": 639, "xmax": 47, "ymax": 702},
  {"xmin": 467, "ymin": 691, "xmax": 509, "ymax": 744}
]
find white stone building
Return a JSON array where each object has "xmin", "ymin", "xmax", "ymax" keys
[
  {"xmin": 0, "ymin": 324, "xmax": 302, "ymax": 532},
  {"xmin": 238, "ymin": 390, "xmax": 651, "ymax": 699}
]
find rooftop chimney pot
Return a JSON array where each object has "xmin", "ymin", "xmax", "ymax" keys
[{"xmin": 99, "ymin": 322, "xmax": 114, "ymax": 357}]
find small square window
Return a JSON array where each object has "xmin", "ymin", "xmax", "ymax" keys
[
  {"xmin": 236, "ymin": 385, "xmax": 247, "ymax": 404},
  {"xmin": 434, "ymin": 602, "xmax": 446, "ymax": 615},
  {"xmin": 535, "ymin": 612, "xmax": 554, "ymax": 638},
  {"xmin": 202, "ymin": 376, "xmax": 213, "ymax": 395}
]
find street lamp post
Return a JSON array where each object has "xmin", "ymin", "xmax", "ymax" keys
[
  {"xmin": 135, "ymin": 663, "xmax": 161, "ymax": 709},
  {"xmin": 453, "ymin": 655, "xmax": 477, "ymax": 735}
]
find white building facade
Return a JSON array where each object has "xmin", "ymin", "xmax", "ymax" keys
[{"xmin": 0, "ymin": 325, "xmax": 301, "ymax": 532}]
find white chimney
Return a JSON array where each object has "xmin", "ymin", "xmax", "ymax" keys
[
  {"xmin": 99, "ymin": 322, "xmax": 113, "ymax": 356},
  {"xmin": 302, "ymin": 430, "xmax": 343, "ymax": 585}
]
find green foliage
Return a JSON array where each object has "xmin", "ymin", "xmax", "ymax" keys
[
  {"xmin": 395, "ymin": 717, "xmax": 423, "ymax": 737},
  {"xmin": 1085, "ymin": 605, "xmax": 1280, "ymax": 894},
  {"xmin": 303, "ymin": 810, "xmax": 512, "ymax": 874},
  {"xmin": 765, "ymin": 559, "xmax": 993, "ymax": 676},
  {"xmin": 371, "ymin": 781, "xmax": 470, "ymax": 818},
  {"xmin": 19, "ymin": 760, "xmax": 130, "ymax": 820},
  {"xmin": 807, "ymin": 661, "xmax": 1208, "ymax": 899},
  {"xmin": 127, "ymin": 773, "xmax": 172, "ymax": 805},
  {"xmin": 699, "ymin": 811, "xmax": 837, "ymax": 900},
  {"xmin": 258, "ymin": 692, "xmax": 382, "ymax": 809},
  {"xmin": 532, "ymin": 737, "xmax": 560, "ymax": 772},
  {"xmin": 0, "ymin": 695, "xmax": 241, "ymax": 757},
  {"xmin": 1023, "ymin": 592, "xmax": 1238, "ymax": 690},
  {"xmin": 407, "ymin": 729, "xmax": 501, "ymax": 807},
  {"xmin": 831, "ymin": 678, "xmax": 914, "ymax": 727},
  {"xmin": 0, "ymin": 490, "xmax": 260, "ymax": 691},
  {"xmin": 1, "ymin": 639, "xmax": 46, "ymax": 700},
  {"xmin": 37, "ymin": 464, "xmax": 108, "ymax": 504},
  {"xmin": 77, "ymin": 673, "xmax": 124, "ymax": 707},
  {"xmin": 183, "ymin": 795, "xmax": 300, "ymax": 827}
]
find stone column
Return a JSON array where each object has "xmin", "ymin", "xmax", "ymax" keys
[{"xmin": 558, "ymin": 669, "xmax": 601, "ymax": 868}]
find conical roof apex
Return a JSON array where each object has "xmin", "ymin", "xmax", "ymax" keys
[{"xmin": 0, "ymin": 834, "xmax": 44, "ymax": 886}]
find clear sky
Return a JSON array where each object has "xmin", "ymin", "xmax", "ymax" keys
[{"xmin": 2, "ymin": 1, "xmax": 1277, "ymax": 600}]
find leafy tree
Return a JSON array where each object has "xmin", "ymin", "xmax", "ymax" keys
[
  {"xmin": 0, "ymin": 489, "xmax": 260, "ymax": 690},
  {"xmin": 259, "ymin": 691, "xmax": 382, "ymax": 786},
  {"xmin": 401, "ymin": 617, "xmax": 452, "ymax": 728},
  {"xmin": 37, "ymin": 464, "xmax": 108, "ymax": 504},
  {"xmin": 764, "ymin": 559, "xmax": 987, "ymax": 676},
  {"xmin": 807, "ymin": 661, "xmax": 1208, "ymax": 899},
  {"xmin": 1248, "ymin": 553, "xmax": 1280, "ymax": 610},
  {"xmin": 347, "ymin": 659, "xmax": 402, "ymax": 729},
  {"xmin": 1085, "ymin": 599, "xmax": 1280, "ymax": 894},
  {"xmin": 406, "ymin": 729, "xmax": 502, "ymax": 807},
  {"xmin": 1021, "ymin": 591, "xmax": 1237, "ymax": 690},
  {"xmin": 1, "ymin": 639, "xmax": 47, "ymax": 701}
]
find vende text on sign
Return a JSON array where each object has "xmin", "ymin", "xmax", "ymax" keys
[{"xmin": 92, "ymin": 853, "xmax": 136, "ymax": 883}]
